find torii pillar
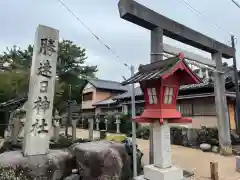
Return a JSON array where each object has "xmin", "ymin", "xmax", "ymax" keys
[
  {"xmin": 149, "ymin": 27, "xmax": 163, "ymax": 163},
  {"xmin": 118, "ymin": 0, "xmax": 234, "ymax": 161}
]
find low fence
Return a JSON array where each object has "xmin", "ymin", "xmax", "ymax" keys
[{"xmin": 77, "ymin": 115, "xmax": 137, "ymax": 134}]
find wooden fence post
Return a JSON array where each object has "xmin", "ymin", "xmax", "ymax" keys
[{"xmin": 210, "ymin": 162, "xmax": 219, "ymax": 180}]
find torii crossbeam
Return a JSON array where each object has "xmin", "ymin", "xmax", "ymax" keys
[{"xmin": 118, "ymin": 0, "xmax": 234, "ymax": 58}]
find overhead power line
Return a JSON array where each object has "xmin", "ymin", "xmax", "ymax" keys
[
  {"xmin": 58, "ymin": 0, "xmax": 233, "ymax": 72},
  {"xmin": 57, "ymin": 0, "xmax": 129, "ymax": 68},
  {"xmin": 231, "ymin": 0, "xmax": 240, "ymax": 8},
  {"xmin": 178, "ymin": 0, "xmax": 235, "ymax": 38}
]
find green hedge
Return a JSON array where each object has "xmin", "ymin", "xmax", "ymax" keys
[{"xmin": 136, "ymin": 125, "xmax": 220, "ymax": 147}]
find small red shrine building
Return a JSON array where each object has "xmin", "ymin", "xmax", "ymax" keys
[{"xmin": 122, "ymin": 54, "xmax": 202, "ymax": 124}]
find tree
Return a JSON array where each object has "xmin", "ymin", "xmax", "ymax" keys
[
  {"xmin": 0, "ymin": 71, "xmax": 28, "ymax": 102},
  {"xmin": 0, "ymin": 40, "xmax": 97, "ymax": 109},
  {"xmin": 56, "ymin": 40, "xmax": 97, "ymax": 104}
]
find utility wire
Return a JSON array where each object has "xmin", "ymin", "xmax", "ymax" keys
[
  {"xmin": 59, "ymin": 0, "xmax": 233, "ymax": 70},
  {"xmin": 57, "ymin": 0, "xmax": 130, "ymax": 68},
  {"xmin": 231, "ymin": 0, "xmax": 240, "ymax": 8},
  {"xmin": 178, "ymin": 0, "xmax": 235, "ymax": 38}
]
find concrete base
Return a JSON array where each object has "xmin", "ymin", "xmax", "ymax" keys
[
  {"xmin": 133, "ymin": 175, "xmax": 145, "ymax": 180},
  {"xmin": 144, "ymin": 165, "xmax": 183, "ymax": 180},
  {"xmin": 236, "ymin": 156, "xmax": 240, "ymax": 171}
]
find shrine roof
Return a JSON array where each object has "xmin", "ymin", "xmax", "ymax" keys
[{"xmin": 121, "ymin": 56, "xmax": 200, "ymax": 85}]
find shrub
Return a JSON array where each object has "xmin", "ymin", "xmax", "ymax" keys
[
  {"xmin": 136, "ymin": 125, "xmax": 149, "ymax": 139},
  {"xmin": 105, "ymin": 134, "xmax": 127, "ymax": 142}
]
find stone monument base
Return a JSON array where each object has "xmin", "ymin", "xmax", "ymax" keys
[
  {"xmin": 144, "ymin": 165, "xmax": 183, "ymax": 180},
  {"xmin": 0, "ymin": 150, "xmax": 74, "ymax": 179}
]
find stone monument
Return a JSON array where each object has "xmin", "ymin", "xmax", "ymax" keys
[
  {"xmin": 104, "ymin": 118, "xmax": 108, "ymax": 131},
  {"xmin": 88, "ymin": 117, "xmax": 94, "ymax": 140},
  {"xmin": 23, "ymin": 24, "xmax": 59, "ymax": 156},
  {"xmin": 71, "ymin": 119, "xmax": 78, "ymax": 141},
  {"xmin": 95, "ymin": 115, "xmax": 100, "ymax": 131},
  {"xmin": 0, "ymin": 25, "xmax": 75, "ymax": 180},
  {"xmin": 53, "ymin": 112, "xmax": 61, "ymax": 142},
  {"xmin": 115, "ymin": 115, "xmax": 121, "ymax": 134}
]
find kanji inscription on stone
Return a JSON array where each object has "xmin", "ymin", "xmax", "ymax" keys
[
  {"xmin": 23, "ymin": 25, "xmax": 59, "ymax": 156},
  {"xmin": 40, "ymin": 38, "xmax": 56, "ymax": 56},
  {"xmin": 40, "ymin": 81, "xmax": 48, "ymax": 93},
  {"xmin": 38, "ymin": 118, "xmax": 48, "ymax": 134},
  {"xmin": 37, "ymin": 60, "xmax": 52, "ymax": 78},
  {"xmin": 30, "ymin": 119, "xmax": 39, "ymax": 136},
  {"xmin": 33, "ymin": 96, "xmax": 50, "ymax": 114},
  {"xmin": 30, "ymin": 119, "xmax": 48, "ymax": 136}
]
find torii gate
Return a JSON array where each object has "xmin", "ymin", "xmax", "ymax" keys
[{"xmin": 118, "ymin": 0, "xmax": 234, "ymax": 161}]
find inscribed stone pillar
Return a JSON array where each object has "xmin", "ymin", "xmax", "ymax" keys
[
  {"xmin": 88, "ymin": 118, "xmax": 94, "ymax": 140},
  {"xmin": 81, "ymin": 117, "xmax": 84, "ymax": 129},
  {"xmin": 152, "ymin": 120, "xmax": 171, "ymax": 168},
  {"xmin": 96, "ymin": 118, "xmax": 100, "ymax": 131},
  {"xmin": 12, "ymin": 118, "xmax": 20, "ymax": 144},
  {"xmin": 53, "ymin": 117, "xmax": 60, "ymax": 142},
  {"xmin": 149, "ymin": 27, "xmax": 163, "ymax": 164},
  {"xmin": 23, "ymin": 25, "xmax": 59, "ymax": 156},
  {"xmin": 143, "ymin": 120, "xmax": 183, "ymax": 180},
  {"xmin": 212, "ymin": 52, "xmax": 232, "ymax": 155},
  {"xmin": 115, "ymin": 115, "xmax": 121, "ymax": 134},
  {"xmin": 72, "ymin": 119, "xmax": 78, "ymax": 141},
  {"xmin": 105, "ymin": 119, "xmax": 108, "ymax": 131}
]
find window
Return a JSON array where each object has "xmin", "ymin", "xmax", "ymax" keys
[
  {"xmin": 178, "ymin": 103, "xmax": 193, "ymax": 116},
  {"xmin": 164, "ymin": 87, "xmax": 174, "ymax": 104},
  {"xmin": 147, "ymin": 88, "xmax": 158, "ymax": 104},
  {"xmin": 82, "ymin": 92, "xmax": 93, "ymax": 101}
]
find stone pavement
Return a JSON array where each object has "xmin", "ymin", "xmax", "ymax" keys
[{"xmin": 73, "ymin": 128, "xmax": 240, "ymax": 180}]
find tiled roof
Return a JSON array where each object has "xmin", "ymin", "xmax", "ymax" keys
[
  {"xmin": 89, "ymin": 79, "xmax": 129, "ymax": 91},
  {"xmin": 121, "ymin": 57, "xmax": 201, "ymax": 86},
  {"xmin": 93, "ymin": 97, "xmax": 117, "ymax": 106},
  {"xmin": 122, "ymin": 57, "xmax": 181, "ymax": 85},
  {"xmin": 113, "ymin": 86, "xmax": 143, "ymax": 100},
  {"xmin": 114, "ymin": 80, "xmax": 213, "ymax": 100},
  {"xmin": 113, "ymin": 76, "xmax": 236, "ymax": 101}
]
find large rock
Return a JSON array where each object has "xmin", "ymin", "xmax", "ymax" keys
[
  {"xmin": 212, "ymin": 146, "xmax": 219, "ymax": 153},
  {"xmin": 63, "ymin": 174, "xmax": 80, "ymax": 180},
  {"xmin": 0, "ymin": 150, "xmax": 74, "ymax": 179},
  {"xmin": 69, "ymin": 140, "xmax": 132, "ymax": 180}
]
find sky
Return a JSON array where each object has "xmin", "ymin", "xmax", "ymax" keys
[{"xmin": 0, "ymin": 0, "xmax": 240, "ymax": 82}]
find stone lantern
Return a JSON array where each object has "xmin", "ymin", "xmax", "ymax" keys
[
  {"xmin": 104, "ymin": 117, "xmax": 108, "ymax": 131},
  {"xmin": 115, "ymin": 115, "xmax": 121, "ymax": 134},
  {"xmin": 122, "ymin": 54, "xmax": 201, "ymax": 180},
  {"xmin": 95, "ymin": 114, "xmax": 100, "ymax": 131},
  {"xmin": 53, "ymin": 112, "xmax": 61, "ymax": 142}
]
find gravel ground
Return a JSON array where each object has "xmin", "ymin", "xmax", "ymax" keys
[{"xmin": 73, "ymin": 128, "xmax": 240, "ymax": 180}]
